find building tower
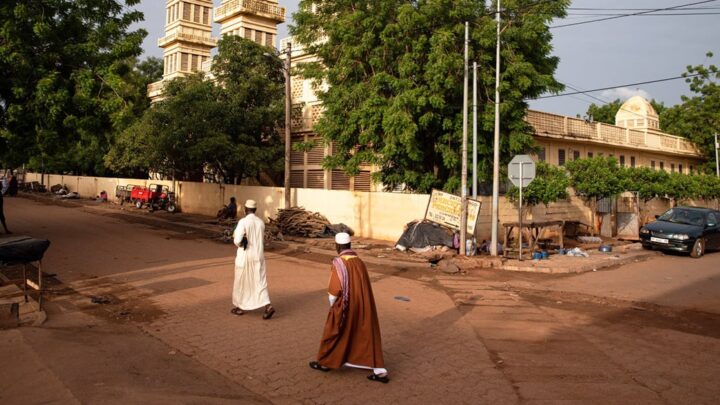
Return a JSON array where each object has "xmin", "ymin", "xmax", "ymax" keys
[
  {"xmin": 214, "ymin": 0, "xmax": 286, "ymax": 46},
  {"xmin": 148, "ymin": 0, "xmax": 217, "ymax": 101}
]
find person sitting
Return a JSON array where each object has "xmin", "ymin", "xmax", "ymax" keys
[{"xmin": 217, "ymin": 197, "xmax": 238, "ymax": 221}]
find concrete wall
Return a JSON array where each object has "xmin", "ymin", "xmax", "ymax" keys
[{"xmin": 28, "ymin": 173, "xmax": 715, "ymax": 242}]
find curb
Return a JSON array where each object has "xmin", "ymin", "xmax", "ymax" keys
[{"xmin": 497, "ymin": 251, "xmax": 660, "ymax": 274}]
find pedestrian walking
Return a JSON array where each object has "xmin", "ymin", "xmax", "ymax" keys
[
  {"xmin": 0, "ymin": 191, "xmax": 11, "ymax": 234},
  {"xmin": 6, "ymin": 173, "xmax": 18, "ymax": 197},
  {"xmin": 230, "ymin": 199, "xmax": 275, "ymax": 319},
  {"xmin": 309, "ymin": 232, "xmax": 389, "ymax": 383}
]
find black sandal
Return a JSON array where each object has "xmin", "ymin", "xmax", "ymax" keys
[
  {"xmin": 262, "ymin": 306, "xmax": 275, "ymax": 320},
  {"xmin": 367, "ymin": 373, "xmax": 390, "ymax": 383},
  {"xmin": 230, "ymin": 307, "xmax": 244, "ymax": 316},
  {"xmin": 309, "ymin": 361, "xmax": 331, "ymax": 372}
]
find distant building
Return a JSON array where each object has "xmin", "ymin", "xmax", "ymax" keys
[
  {"xmin": 527, "ymin": 96, "xmax": 703, "ymax": 175},
  {"xmin": 148, "ymin": 0, "xmax": 286, "ymax": 102}
]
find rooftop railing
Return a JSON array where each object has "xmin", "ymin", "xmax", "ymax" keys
[
  {"xmin": 215, "ymin": 0, "xmax": 286, "ymax": 22},
  {"xmin": 158, "ymin": 31, "xmax": 217, "ymax": 47},
  {"xmin": 526, "ymin": 110, "xmax": 702, "ymax": 157}
]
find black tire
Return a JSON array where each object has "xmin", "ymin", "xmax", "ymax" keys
[
  {"xmin": 641, "ymin": 243, "xmax": 652, "ymax": 250},
  {"xmin": 135, "ymin": 200, "xmax": 143, "ymax": 209},
  {"xmin": 690, "ymin": 238, "xmax": 705, "ymax": 258},
  {"xmin": 167, "ymin": 203, "xmax": 177, "ymax": 213}
]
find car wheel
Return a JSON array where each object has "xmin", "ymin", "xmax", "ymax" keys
[
  {"xmin": 167, "ymin": 203, "xmax": 177, "ymax": 213},
  {"xmin": 690, "ymin": 238, "xmax": 705, "ymax": 258},
  {"xmin": 641, "ymin": 243, "xmax": 652, "ymax": 250}
]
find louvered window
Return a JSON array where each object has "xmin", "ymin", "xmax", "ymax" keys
[
  {"xmin": 307, "ymin": 142, "xmax": 325, "ymax": 165},
  {"xmin": 331, "ymin": 170, "xmax": 350, "ymax": 190},
  {"xmin": 290, "ymin": 170, "xmax": 304, "ymax": 188},
  {"xmin": 307, "ymin": 170, "xmax": 325, "ymax": 189},
  {"xmin": 354, "ymin": 171, "xmax": 371, "ymax": 192}
]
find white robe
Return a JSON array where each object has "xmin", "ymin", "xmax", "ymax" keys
[{"xmin": 232, "ymin": 213, "xmax": 271, "ymax": 310}]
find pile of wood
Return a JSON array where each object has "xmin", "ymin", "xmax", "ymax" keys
[{"xmin": 271, "ymin": 207, "xmax": 330, "ymax": 238}]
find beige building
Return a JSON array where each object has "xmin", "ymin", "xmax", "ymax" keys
[
  {"xmin": 148, "ymin": 0, "xmax": 286, "ymax": 102},
  {"xmin": 528, "ymin": 96, "xmax": 704, "ymax": 174}
]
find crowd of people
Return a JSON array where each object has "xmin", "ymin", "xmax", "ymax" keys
[{"xmin": 230, "ymin": 199, "xmax": 389, "ymax": 383}]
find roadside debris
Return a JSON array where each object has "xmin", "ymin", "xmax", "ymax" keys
[
  {"xmin": 271, "ymin": 207, "xmax": 353, "ymax": 238},
  {"xmin": 90, "ymin": 295, "xmax": 113, "ymax": 305},
  {"xmin": 566, "ymin": 247, "xmax": 589, "ymax": 257}
]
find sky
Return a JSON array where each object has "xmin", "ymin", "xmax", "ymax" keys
[{"xmin": 132, "ymin": 0, "xmax": 720, "ymax": 118}]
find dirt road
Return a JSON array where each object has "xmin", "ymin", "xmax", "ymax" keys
[{"xmin": 2, "ymin": 196, "xmax": 720, "ymax": 404}]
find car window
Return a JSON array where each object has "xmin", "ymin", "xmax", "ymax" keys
[{"xmin": 709, "ymin": 213, "xmax": 718, "ymax": 226}]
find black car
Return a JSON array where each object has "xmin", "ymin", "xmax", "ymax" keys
[{"xmin": 640, "ymin": 207, "xmax": 720, "ymax": 258}]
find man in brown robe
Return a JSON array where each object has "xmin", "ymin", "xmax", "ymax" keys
[{"xmin": 309, "ymin": 232, "xmax": 389, "ymax": 383}]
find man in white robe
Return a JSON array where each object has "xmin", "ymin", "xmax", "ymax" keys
[{"xmin": 231, "ymin": 199, "xmax": 275, "ymax": 319}]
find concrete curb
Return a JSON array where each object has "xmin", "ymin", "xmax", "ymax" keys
[{"xmin": 497, "ymin": 251, "xmax": 660, "ymax": 274}]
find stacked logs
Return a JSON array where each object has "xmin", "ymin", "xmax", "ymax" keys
[{"xmin": 272, "ymin": 207, "xmax": 330, "ymax": 238}]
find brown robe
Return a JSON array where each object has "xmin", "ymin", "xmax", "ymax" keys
[{"xmin": 316, "ymin": 252, "xmax": 385, "ymax": 369}]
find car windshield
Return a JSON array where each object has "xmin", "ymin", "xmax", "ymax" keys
[{"xmin": 658, "ymin": 208, "xmax": 705, "ymax": 226}]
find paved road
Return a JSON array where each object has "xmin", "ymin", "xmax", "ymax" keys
[{"xmin": 2, "ymin": 196, "xmax": 720, "ymax": 404}]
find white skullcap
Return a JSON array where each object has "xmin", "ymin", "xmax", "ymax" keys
[
  {"xmin": 335, "ymin": 232, "xmax": 351, "ymax": 244},
  {"xmin": 245, "ymin": 199, "xmax": 257, "ymax": 209}
]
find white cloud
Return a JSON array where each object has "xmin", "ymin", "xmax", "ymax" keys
[{"xmin": 599, "ymin": 87, "xmax": 652, "ymax": 102}]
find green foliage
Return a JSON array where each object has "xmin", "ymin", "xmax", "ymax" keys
[
  {"xmin": 0, "ymin": 0, "xmax": 148, "ymax": 174},
  {"xmin": 565, "ymin": 156, "xmax": 623, "ymax": 200},
  {"xmin": 291, "ymin": 0, "xmax": 569, "ymax": 193},
  {"xmin": 585, "ymin": 99, "xmax": 666, "ymax": 127},
  {"xmin": 507, "ymin": 161, "xmax": 569, "ymax": 207},
  {"xmin": 619, "ymin": 166, "xmax": 669, "ymax": 201},
  {"xmin": 107, "ymin": 37, "xmax": 284, "ymax": 182},
  {"xmin": 659, "ymin": 53, "xmax": 720, "ymax": 173}
]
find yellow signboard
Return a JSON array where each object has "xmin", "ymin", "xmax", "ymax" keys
[{"xmin": 425, "ymin": 189, "xmax": 481, "ymax": 234}]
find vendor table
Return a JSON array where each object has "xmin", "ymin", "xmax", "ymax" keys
[
  {"xmin": 0, "ymin": 236, "xmax": 51, "ymax": 310},
  {"xmin": 502, "ymin": 220, "xmax": 565, "ymax": 258}
]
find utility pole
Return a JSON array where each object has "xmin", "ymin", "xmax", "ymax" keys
[
  {"xmin": 473, "ymin": 61, "xmax": 478, "ymax": 199},
  {"xmin": 284, "ymin": 42, "xmax": 292, "ymax": 209},
  {"xmin": 490, "ymin": 0, "xmax": 502, "ymax": 256},
  {"xmin": 460, "ymin": 22, "xmax": 469, "ymax": 256},
  {"xmin": 715, "ymin": 133, "xmax": 719, "ymax": 178}
]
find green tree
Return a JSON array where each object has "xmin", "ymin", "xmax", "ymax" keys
[
  {"xmin": 107, "ymin": 37, "xmax": 285, "ymax": 182},
  {"xmin": 291, "ymin": 0, "xmax": 569, "ymax": 193},
  {"xmin": 585, "ymin": 98, "xmax": 666, "ymax": 126},
  {"xmin": 659, "ymin": 53, "xmax": 720, "ymax": 173},
  {"xmin": 565, "ymin": 156, "xmax": 624, "ymax": 233},
  {"xmin": 506, "ymin": 161, "xmax": 569, "ymax": 208},
  {"xmin": 0, "ymin": 0, "xmax": 147, "ymax": 175}
]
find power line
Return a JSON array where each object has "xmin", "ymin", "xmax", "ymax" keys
[
  {"xmin": 567, "ymin": 12, "xmax": 720, "ymax": 16},
  {"xmin": 531, "ymin": 73, "xmax": 703, "ymax": 100},
  {"xmin": 550, "ymin": 0, "xmax": 718, "ymax": 29}
]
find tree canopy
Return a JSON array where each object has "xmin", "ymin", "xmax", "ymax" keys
[
  {"xmin": 506, "ymin": 161, "xmax": 569, "ymax": 207},
  {"xmin": 291, "ymin": 0, "xmax": 569, "ymax": 193},
  {"xmin": 106, "ymin": 36, "xmax": 285, "ymax": 182},
  {"xmin": 659, "ymin": 54, "xmax": 720, "ymax": 173},
  {"xmin": 0, "ymin": 0, "xmax": 149, "ymax": 175}
]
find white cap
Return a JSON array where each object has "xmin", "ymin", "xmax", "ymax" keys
[
  {"xmin": 245, "ymin": 199, "xmax": 257, "ymax": 209},
  {"xmin": 335, "ymin": 232, "xmax": 351, "ymax": 244}
]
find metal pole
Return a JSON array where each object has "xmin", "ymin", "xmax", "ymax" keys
[
  {"xmin": 460, "ymin": 22, "xmax": 469, "ymax": 256},
  {"xmin": 490, "ymin": 0, "xmax": 502, "ymax": 256},
  {"xmin": 715, "ymin": 133, "xmax": 719, "ymax": 178},
  {"xmin": 473, "ymin": 61, "xmax": 478, "ymax": 199},
  {"xmin": 284, "ymin": 42, "xmax": 292, "ymax": 209},
  {"xmin": 518, "ymin": 162, "xmax": 523, "ymax": 261}
]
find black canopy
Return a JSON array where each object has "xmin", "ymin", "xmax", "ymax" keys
[{"xmin": 0, "ymin": 236, "xmax": 51, "ymax": 264}]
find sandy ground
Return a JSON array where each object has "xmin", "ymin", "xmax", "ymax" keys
[{"xmin": 2, "ymin": 195, "xmax": 720, "ymax": 404}]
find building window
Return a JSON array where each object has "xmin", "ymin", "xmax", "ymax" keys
[
  {"xmin": 651, "ymin": 160, "xmax": 656, "ymax": 169},
  {"xmin": 244, "ymin": 28, "xmax": 252, "ymax": 39},
  {"xmin": 537, "ymin": 147, "xmax": 545, "ymax": 162},
  {"xmin": 679, "ymin": 164, "xmax": 683, "ymax": 174},
  {"xmin": 181, "ymin": 53, "xmax": 189, "ymax": 71},
  {"xmin": 558, "ymin": 149, "xmax": 566, "ymax": 166},
  {"xmin": 671, "ymin": 163, "xmax": 675, "ymax": 173},
  {"xmin": 660, "ymin": 162, "xmax": 664, "ymax": 171},
  {"xmin": 572, "ymin": 150, "xmax": 580, "ymax": 161},
  {"xmin": 266, "ymin": 33, "xmax": 274, "ymax": 47},
  {"xmin": 587, "ymin": 151, "xmax": 593, "ymax": 158},
  {"xmin": 255, "ymin": 30, "xmax": 262, "ymax": 44},
  {"xmin": 183, "ymin": 2, "xmax": 191, "ymax": 20},
  {"xmin": 619, "ymin": 155, "xmax": 625, "ymax": 167},
  {"xmin": 630, "ymin": 156, "xmax": 636, "ymax": 168},
  {"xmin": 690, "ymin": 165, "xmax": 694, "ymax": 174}
]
